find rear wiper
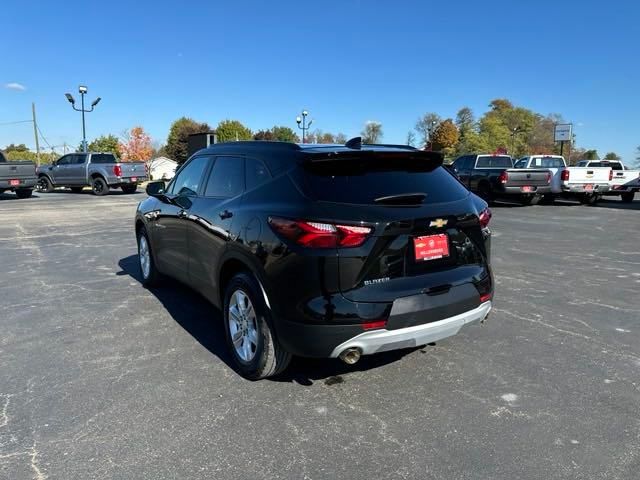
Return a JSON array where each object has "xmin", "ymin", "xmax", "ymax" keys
[{"xmin": 374, "ymin": 192, "xmax": 426, "ymax": 205}]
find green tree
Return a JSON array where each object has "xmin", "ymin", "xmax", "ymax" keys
[
  {"xmin": 603, "ymin": 152, "xmax": 620, "ymax": 160},
  {"xmin": 86, "ymin": 134, "xmax": 120, "ymax": 154},
  {"xmin": 3, "ymin": 143, "xmax": 29, "ymax": 153},
  {"xmin": 270, "ymin": 126, "xmax": 299, "ymax": 142},
  {"xmin": 415, "ymin": 113, "xmax": 441, "ymax": 147},
  {"xmin": 335, "ymin": 133, "xmax": 348, "ymax": 144},
  {"xmin": 166, "ymin": 117, "xmax": 211, "ymax": 164},
  {"xmin": 455, "ymin": 107, "xmax": 475, "ymax": 136},
  {"xmin": 583, "ymin": 149, "xmax": 599, "ymax": 160},
  {"xmin": 253, "ymin": 129, "xmax": 274, "ymax": 141},
  {"xmin": 314, "ymin": 130, "xmax": 335, "ymax": 144},
  {"xmin": 431, "ymin": 119, "xmax": 459, "ymax": 156},
  {"xmin": 361, "ymin": 121, "xmax": 383, "ymax": 144},
  {"xmin": 216, "ymin": 119, "xmax": 252, "ymax": 143}
]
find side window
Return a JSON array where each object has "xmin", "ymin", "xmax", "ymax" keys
[
  {"xmin": 467, "ymin": 156, "xmax": 476, "ymax": 169},
  {"xmin": 245, "ymin": 158, "xmax": 271, "ymax": 190},
  {"xmin": 610, "ymin": 162, "xmax": 623, "ymax": 171},
  {"xmin": 74, "ymin": 155, "xmax": 87, "ymax": 164},
  {"xmin": 205, "ymin": 156, "xmax": 245, "ymax": 198},
  {"xmin": 169, "ymin": 155, "xmax": 210, "ymax": 196},
  {"xmin": 514, "ymin": 159, "xmax": 527, "ymax": 168},
  {"xmin": 57, "ymin": 155, "xmax": 72, "ymax": 166}
]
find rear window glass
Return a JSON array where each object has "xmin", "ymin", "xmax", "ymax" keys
[
  {"xmin": 588, "ymin": 161, "xmax": 622, "ymax": 170},
  {"xmin": 91, "ymin": 154, "xmax": 117, "ymax": 164},
  {"xmin": 475, "ymin": 156, "xmax": 513, "ymax": 168},
  {"xmin": 301, "ymin": 155, "xmax": 469, "ymax": 205},
  {"xmin": 530, "ymin": 157, "xmax": 565, "ymax": 168}
]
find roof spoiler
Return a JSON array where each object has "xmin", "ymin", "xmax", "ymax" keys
[{"xmin": 301, "ymin": 149, "xmax": 444, "ymax": 168}]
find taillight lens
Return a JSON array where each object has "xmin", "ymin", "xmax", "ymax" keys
[
  {"xmin": 609, "ymin": 169, "xmax": 613, "ymax": 181},
  {"xmin": 113, "ymin": 165, "xmax": 122, "ymax": 177},
  {"xmin": 498, "ymin": 171, "xmax": 508, "ymax": 184},
  {"xmin": 478, "ymin": 208, "xmax": 492, "ymax": 228},
  {"xmin": 268, "ymin": 217, "xmax": 372, "ymax": 248},
  {"xmin": 362, "ymin": 320, "xmax": 387, "ymax": 331},
  {"xmin": 479, "ymin": 293, "xmax": 492, "ymax": 303},
  {"xmin": 561, "ymin": 169, "xmax": 570, "ymax": 181},
  {"xmin": 546, "ymin": 171, "xmax": 552, "ymax": 184}
]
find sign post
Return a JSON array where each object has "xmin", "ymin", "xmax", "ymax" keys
[{"xmin": 554, "ymin": 123, "xmax": 572, "ymax": 158}]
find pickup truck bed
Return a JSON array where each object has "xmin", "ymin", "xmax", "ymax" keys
[{"xmin": 0, "ymin": 152, "xmax": 37, "ymax": 199}]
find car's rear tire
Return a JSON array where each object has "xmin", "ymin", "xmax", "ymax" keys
[
  {"xmin": 37, "ymin": 176, "xmax": 54, "ymax": 193},
  {"xmin": 70, "ymin": 187, "xmax": 84, "ymax": 193},
  {"xmin": 223, "ymin": 272, "xmax": 291, "ymax": 380},
  {"xmin": 91, "ymin": 177, "xmax": 109, "ymax": 196},
  {"xmin": 137, "ymin": 226, "xmax": 162, "ymax": 287},
  {"xmin": 15, "ymin": 188, "xmax": 33, "ymax": 199},
  {"xmin": 580, "ymin": 194, "xmax": 599, "ymax": 205},
  {"xmin": 121, "ymin": 184, "xmax": 137, "ymax": 194},
  {"xmin": 620, "ymin": 192, "xmax": 635, "ymax": 203},
  {"xmin": 520, "ymin": 194, "xmax": 541, "ymax": 206}
]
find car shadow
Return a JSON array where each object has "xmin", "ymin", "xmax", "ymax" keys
[
  {"xmin": 0, "ymin": 192, "xmax": 40, "ymax": 201},
  {"xmin": 43, "ymin": 188, "xmax": 144, "ymax": 196},
  {"xmin": 592, "ymin": 198, "xmax": 640, "ymax": 211},
  {"xmin": 117, "ymin": 254, "xmax": 417, "ymax": 385}
]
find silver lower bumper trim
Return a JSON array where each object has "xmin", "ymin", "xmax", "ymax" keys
[{"xmin": 329, "ymin": 301, "xmax": 492, "ymax": 358}]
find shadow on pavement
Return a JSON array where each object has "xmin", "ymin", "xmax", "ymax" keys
[
  {"xmin": 0, "ymin": 192, "xmax": 41, "ymax": 201},
  {"xmin": 592, "ymin": 198, "xmax": 640, "ymax": 211},
  {"xmin": 42, "ymin": 188, "xmax": 144, "ymax": 196},
  {"xmin": 117, "ymin": 254, "xmax": 416, "ymax": 385}
]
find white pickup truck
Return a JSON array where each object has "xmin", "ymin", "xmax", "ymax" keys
[
  {"xmin": 515, "ymin": 155, "xmax": 611, "ymax": 204},
  {"xmin": 576, "ymin": 160, "xmax": 639, "ymax": 203}
]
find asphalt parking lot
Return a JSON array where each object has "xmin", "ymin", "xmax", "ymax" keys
[{"xmin": 1, "ymin": 190, "xmax": 639, "ymax": 479}]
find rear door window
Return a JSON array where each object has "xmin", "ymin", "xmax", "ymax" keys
[
  {"xmin": 302, "ymin": 153, "xmax": 469, "ymax": 205},
  {"xmin": 475, "ymin": 156, "xmax": 513, "ymax": 168},
  {"xmin": 204, "ymin": 156, "xmax": 244, "ymax": 198}
]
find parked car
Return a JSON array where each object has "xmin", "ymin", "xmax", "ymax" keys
[
  {"xmin": 36, "ymin": 152, "xmax": 147, "ymax": 196},
  {"xmin": 559, "ymin": 163, "xmax": 612, "ymax": 205},
  {"xmin": 135, "ymin": 139, "xmax": 494, "ymax": 379},
  {"xmin": 514, "ymin": 155, "xmax": 566, "ymax": 201},
  {"xmin": 0, "ymin": 150, "xmax": 37, "ymax": 198},
  {"xmin": 576, "ymin": 160, "xmax": 639, "ymax": 203},
  {"xmin": 451, "ymin": 154, "xmax": 551, "ymax": 205}
]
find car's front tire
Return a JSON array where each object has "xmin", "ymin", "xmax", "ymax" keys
[
  {"xmin": 223, "ymin": 273, "xmax": 291, "ymax": 380},
  {"xmin": 137, "ymin": 226, "xmax": 162, "ymax": 287},
  {"xmin": 37, "ymin": 176, "xmax": 54, "ymax": 193}
]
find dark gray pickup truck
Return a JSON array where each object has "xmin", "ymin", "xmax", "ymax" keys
[
  {"xmin": 0, "ymin": 151, "xmax": 37, "ymax": 198},
  {"xmin": 37, "ymin": 152, "xmax": 147, "ymax": 195},
  {"xmin": 450, "ymin": 154, "xmax": 552, "ymax": 205}
]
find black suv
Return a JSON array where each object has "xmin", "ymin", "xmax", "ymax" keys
[{"xmin": 135, "ymin": 139, "xmax": 494, "ymax": 379}]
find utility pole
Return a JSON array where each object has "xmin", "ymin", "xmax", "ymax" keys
[{"xmin": 32, "ymin": 102, "xmax": 40, "ymax": 166}]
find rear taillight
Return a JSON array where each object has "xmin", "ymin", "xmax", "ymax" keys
[
  {"xmin": 609, "ymin": 169, "xmax": 613, "ymax": 181},
  {"xmin": 480, "ymin": 293, "xmax": 492, "ymax": 303},
  {"xmin": 113, "ymin": 165, "xmax": 122, "ymax": 177},
  {"xmin": 362, "ymin": 320, "xmax": 387, "ymax": 331},
  {"xmin": 561, "ymin": 169, "xmax": 570, "ymax": 181},
  {"xmin": 478, "ymin": 208, "xmax": 492, "ymax": 228},
  {"xmin": 546, "ymin": 171, "xmax": 552, "ymax": 184},
  {"xmin": 498, "ymin": 171, "xmax": 508, "ymax": 184},
  {"xmin": 268, "ymin": 217, "xmax": 372, "ymax": 248}
]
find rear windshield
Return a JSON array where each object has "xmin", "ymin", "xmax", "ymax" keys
[
  {"xmin": 529, "ymin": 157, "xmax": 565, "ymax": 168},
  {"xmin": 301, "ymin": 155, "xmax": 469, "ymax": 205},
  {"xmin": 91, "ymin": 154, "xmax": 117, "ymax": 164},
  {"xmin": 475, "ymin": 156, "xmax": 513, "ymax": 168},
  {"xmin": 587, "ymin": 161, "xmax": 622, "ymax": 170}
]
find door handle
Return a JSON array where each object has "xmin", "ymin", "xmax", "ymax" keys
[
  {"xmin": 178, "ymin": 210, "xmax": 188, "ymax": 219},
  {"xmin": 219, "ymin": 210, "xmax": 233, "ymax": 220}
]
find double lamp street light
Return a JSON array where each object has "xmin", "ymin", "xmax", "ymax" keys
[{"xmin": 65, "ymin": 85, "xmax": 101, "ymax": 152}]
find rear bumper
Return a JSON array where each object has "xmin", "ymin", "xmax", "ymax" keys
[
  {"xmin": 501, "ymin": 185, "xmax": 552, "ymax": 195},
  {"xmin": 110, "ymin": 176, "xmax": 148, "ymax": 186},
  {"xmin": 329, "ymin": 301, "xmax": 491, "ymax": 357},
  {"xmin": 561, "ymin": 183, "xmax": 610, "ymax": 193},
  {"xmin": 0, "ymin": 177, "xmax": 37, "ymax": 189}
]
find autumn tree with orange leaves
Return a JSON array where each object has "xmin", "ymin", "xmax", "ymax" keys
[{"xmin": 118, "ymin": 127, "xmax": 153, "ymax": 163}]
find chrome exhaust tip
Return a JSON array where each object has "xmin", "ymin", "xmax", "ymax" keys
[{"xmin": 339, "ymin": 347, "xmax": 362, "ymax": 365}]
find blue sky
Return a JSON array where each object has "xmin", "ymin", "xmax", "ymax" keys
[{"xmin": 1, "ymin": 0, "xmax": 638, "ymax": 161}]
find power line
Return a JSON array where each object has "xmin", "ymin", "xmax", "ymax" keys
[
  {"xmin": 0, "ymin": 120, "xmax": 32, "ymax": 126},
  {"xmin": 36, "ymin": 124, "xmax": 53, "ymax": 150}
]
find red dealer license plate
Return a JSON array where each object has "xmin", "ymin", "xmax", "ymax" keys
[
  {"xmin": 584, "ymin": 184, "xmax": 594, "ymax": 192},
  {"xmin": 130, "ymin": 177, "xmax": 137, "ymax": 182},
  {"xmin": 414, "ymin": 234, "xmax": 450, "ymax": 262},
  {"xmin": 9, "ymin": 179, "xmax": 20, "ymax": 186},
  {"xmin": 521, "ymin": 186, "xmax": 533, "ymax": 192}
]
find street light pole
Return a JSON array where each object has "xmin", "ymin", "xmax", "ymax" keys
[
  {"xmin": 296, "ymin": 110, "xmax": 313, "ymax": 143},
  {"xmin": 65, "ymin": 85, "xmax": 101, "ymax": 152}
]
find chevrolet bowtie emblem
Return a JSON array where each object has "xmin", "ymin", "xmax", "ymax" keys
[{"xmin": 429, "ymin": 218, "xmax": 448, "ymax": 228}]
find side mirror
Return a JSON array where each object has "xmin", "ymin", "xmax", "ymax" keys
[{"xmin": 146, "ymin": 181, "xmax": 166, "ymax": 197}]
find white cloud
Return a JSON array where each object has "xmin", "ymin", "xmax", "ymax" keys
[{"xmin": 4, "ymin": 82, "xmax": 26, "ymax": 91}]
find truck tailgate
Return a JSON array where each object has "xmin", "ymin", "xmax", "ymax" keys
[
  {"xmin": 0, "ymin": 161, "xmax": 37, "ymax": 181},
  {"xmin": 118, "ymin": 162, "xmax": 146, "ymax": 178},
  {"xmin": 564, "ymin": 167, "xmax": 611, "ymax": 184},
  {"xmin": 611, "ymin": 170, "xmax": 640, "ymax": 188},
  {"xmin": 505, "ymin": 168, "xmax": 550, "ymax": 186}
]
